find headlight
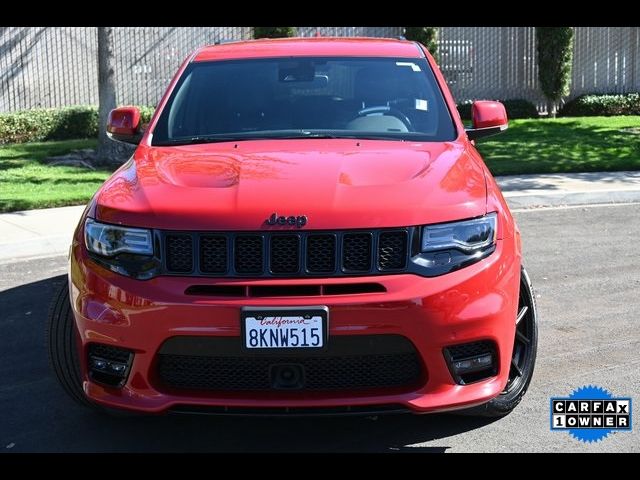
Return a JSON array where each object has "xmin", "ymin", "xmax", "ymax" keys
[
  {"xmin": 83, "ymin": 218, "xmax": 160, "ymax": 280},
  {"xmin": 421, "ymin": 213, "xmax": 497, "ymax": 253},
  {"xmin": 85, "ymin": 218, "xmax": 153, "ymax": 256},
  {"xmin": 413, "ymin": 213, "xmax": 497, "ymax": 275}
]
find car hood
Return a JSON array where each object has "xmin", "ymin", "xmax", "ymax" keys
[{"xmin": 95, "ymin": 139, "xmax": 486, "ymax": 230}]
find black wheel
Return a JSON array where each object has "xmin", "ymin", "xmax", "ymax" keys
[
  {"xmin": 47, "ymin": 282, "xmax": 97, "ymax": 408},
  {"xmin": 459, "ymin": 266, "xmax": 538, "ymax": 417},
  {"xmin": 47, "ymin": 283, "xmax": 140, "ymax": 416}
]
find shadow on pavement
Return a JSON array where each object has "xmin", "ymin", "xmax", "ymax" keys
[{"xmin": 0, "ymin": 274, "xmax": 499, "ymax": 453}]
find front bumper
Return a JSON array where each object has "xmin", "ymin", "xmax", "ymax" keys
[{"xmin": 69, "ymin": 235, "xmax": 520, "ymax": 414}]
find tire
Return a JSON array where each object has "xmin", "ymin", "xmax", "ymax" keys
[
  {"xmin": 459, "ymin": 266, "xmax": 538, "ymax": 417},
  {"xmin": 47, "ymin": 282, "xmax": 141, "ymax": 416},
  {"xmin": 47, "ymin": 281, "xmax": 97, "ymax": 408}
]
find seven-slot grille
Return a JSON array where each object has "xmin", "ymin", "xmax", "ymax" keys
[{"xmin": 162, "ymin": 230, "xmax": 408, "ymax": 277}]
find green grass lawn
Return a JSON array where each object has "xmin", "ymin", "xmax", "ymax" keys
[
  {"xmin": 1, "ymin": 116, "xmax": 639, "ymax": 213},
  {"xmin": 0, "ymin": 139, "xmax": 109, "ymax": 213},
  {"xmin": 477, "ymin": 116, "xmax": 640, "ymax": 176}
]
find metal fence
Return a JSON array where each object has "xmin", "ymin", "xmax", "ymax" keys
[
  {"xmin": 438, "ymin": 27, "xmax": 545, "ymax": 107},
  {"xmin": 0, "ymin": 27, "xmax": 253, "ymax": 110},
  {"xmin": 1, "ymin": 26, "xmax": 638, "ymax": 113},
  {"xmin": 438, "ymin": 26, "xmax": 640, "ymax": 109}
]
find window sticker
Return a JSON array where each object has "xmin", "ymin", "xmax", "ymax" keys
[
  {"xmin": 415, "ymin": 99, "xmax": 429, "ymax": 111},
  {"xmin": 395, "ymin": 61, "xmax": 422, "ymax": 72}
]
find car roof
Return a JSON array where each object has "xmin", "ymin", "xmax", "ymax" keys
[{"xmin": 193, "ymin": 37, "xmax": 424, "ymax": 62}]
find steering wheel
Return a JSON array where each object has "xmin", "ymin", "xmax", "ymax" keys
[{"xmin": 357, "ymin": 105, "xmax": 413, "ymax": 131}]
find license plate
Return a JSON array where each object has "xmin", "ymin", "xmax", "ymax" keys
[{"xmin": 241, "ymin": 307, "xmax": 328, "ymax": 350}]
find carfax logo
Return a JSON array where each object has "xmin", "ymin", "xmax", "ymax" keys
[{"xmin": 550, "ymin": 385, "xmax": 632, "ymax": 443}]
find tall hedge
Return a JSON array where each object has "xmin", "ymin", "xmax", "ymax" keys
[
  {"xmin": 559, "ymin": 93, "xmax": 640, "ymax": 116},
  {"xmin": 404, "ymin": 27, "xmax": 438, "ymax": 60},
  {"xmin": 0, "ymin": 105, "xmax": 155, "ymax": 144},
  {"xmin": 253, "ymin": 27, "xmax": 297, "ymax": 39},
  {"xmin": 536, "ymin": 27, "xmax": 574, "ymax": 117}
]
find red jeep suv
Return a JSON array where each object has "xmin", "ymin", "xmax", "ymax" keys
[{"xmin": 48, "ymin": 37, "xmax": 538, "ymax": 417}]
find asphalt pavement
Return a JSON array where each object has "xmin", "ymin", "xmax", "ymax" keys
[{"xmin": 1, "ymin": 203, "xmax": 639, "ymax": 452}]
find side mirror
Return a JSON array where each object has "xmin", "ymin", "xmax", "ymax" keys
[
  {"xmin": 465, "ymin": 101, "xmax": 508, "ymax": 141},
  {"xmin": 107, "ymin": 106, "xmax": 143, "ymax": 144}
]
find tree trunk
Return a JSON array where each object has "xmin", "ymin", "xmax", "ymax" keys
[
  {"xmin": 96, "ymin": 27, "xmax": 132, "ymax": 165},
  {"xmin": 547, "ymin": 99, "xmax": 556, "ymax": 118}
]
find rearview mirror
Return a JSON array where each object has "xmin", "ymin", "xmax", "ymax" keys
[
  {"xmin": 465, "ymin": 101, "xmax": 508, "ymax": 141},
  {"xmin": 107, "ymin": 106, "xmax": 143, "ymax": 144}
]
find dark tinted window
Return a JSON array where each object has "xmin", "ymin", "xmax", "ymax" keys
[{"xmin": 152, "ymin": 57, "xmax": 456, "ymax": 145}]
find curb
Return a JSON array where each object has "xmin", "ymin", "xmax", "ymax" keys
[
  {"xmin": 503, "ymin": 189, "xmax": 640, "ymax": 209},
  {"xmin": 0, "ymin": 235, "xmax": 71, "ymax": 265}
]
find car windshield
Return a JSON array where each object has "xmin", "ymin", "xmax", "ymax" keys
[{"xmin": 152, "ymin": 56, "xmax": 457, "ymax": 146}]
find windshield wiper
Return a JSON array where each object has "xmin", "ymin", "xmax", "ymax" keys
[
  {"xmin": 253, "ymin": 131, "xmax": 408, "ymax": 141},
  {"xmin": 153, "ymin": 130, "xmax": 410, "ymax": 146},
  {"xmin": 153, "ymin": 135, "xmax": 259, "ymax": 146},
  {"xmin": 267, "ymin": 133, "xmax": 343, "ymax": 139},
  {"xmin": 260, "ymin": 131, "xmax": 409, "ymax": 141}
]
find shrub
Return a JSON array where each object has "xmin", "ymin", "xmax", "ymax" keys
[
  {"xmin": 0, "ymin": 107, "xmax": 95, "ymax": 144},
  {"xmin": 559, "ymin": 93, "xmax": 640, "ymax": 117},
  {"xmin": 456, "ymin": 102, "xmax": 472, "ymax": 120},
  {"xmin": 253, "ymin": 27, "xmax": 296, "ymax": 39},
  {"xmin": 536, "ymin": 27, "xmax": 574, "ymax": 116},
  {"xmin": 404, "ymin": 27, "xmax": 438, "ymax": 59},
  {"xmin": 138, "ymin": 105, "xmax": 155, "ymax": 124},
  {"xmin": 457, "ymin": 99, "xmax": 539, "ymax": 121},
  {"xmin": 0, "ymin": 105, "xmax": 155, "ymax": 144}
]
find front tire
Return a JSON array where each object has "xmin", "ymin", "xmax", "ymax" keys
[
  {"xmin": 47, "ymin": 283, "xmax": 140, "ymax": 416},
  {"xmin": 461, "ymin": 266, "xmax": 538, "ymax": 417},
  {"xmin": 47, "ymin": 282, "xmax": 97, "ymax": 409}
]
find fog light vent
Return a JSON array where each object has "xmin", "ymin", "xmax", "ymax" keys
[
  {"xmin": 444, "ymin": 341, "xmax": 497, "ymax": 385},
  {"xmin": 88, "ymin": 343, "xmax": 134, "ymax": 387}
]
